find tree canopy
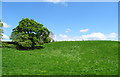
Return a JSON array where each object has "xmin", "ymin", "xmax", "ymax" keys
[
  {"xmin": 0, "ymin": 20, "xmax": 3, "ymax": 41},
  {"xmin": 11, "ymin": 18, "xmax": 51, "ymax": 50}
]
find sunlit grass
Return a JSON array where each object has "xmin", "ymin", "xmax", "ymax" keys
[{"xmin": 2, "ymin": 41, "xmax": 118, "ymax": 75}]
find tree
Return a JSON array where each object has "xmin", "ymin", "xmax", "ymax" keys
[
  {"xmin": 0, "ymin": 20, "xmax": 3, "ymax": 41},
  {"xmin": 10, "ymin": 18, "xmax": 50, "ymax": 50}
]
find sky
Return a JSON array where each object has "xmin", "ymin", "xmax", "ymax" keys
[
  {"xmin": 1, "ymin": 2, "xmax": 118, "ymax": 41},
  {"xmin": 2, "ymin": 0, "xmax": 119, "ymax": 2}
]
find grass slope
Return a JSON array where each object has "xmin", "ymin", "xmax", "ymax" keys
[{"xmin": 2, "ymin": 41, "xmax": 118, "ymax": 75}]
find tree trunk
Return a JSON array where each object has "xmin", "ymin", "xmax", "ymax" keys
[{"xmin": 31, "ymin": 39, "xmax": 35, "ymax": 49}]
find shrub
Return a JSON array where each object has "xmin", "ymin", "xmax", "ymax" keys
[{"xmin": 2, "ymin": 42, "xmax": 15, "ymax": 48}]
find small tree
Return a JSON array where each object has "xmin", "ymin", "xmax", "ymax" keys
[
  {"xmin": 0, "ymin": 20, "xmax": 3, "ymax": 41},
  {"xmin": 11, "ymin": 18, "xmax": 50, "ymax": 50}
]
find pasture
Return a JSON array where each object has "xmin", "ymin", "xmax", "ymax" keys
[{"xmin": 2, "ymin": 41, "xmax": 118, "ymax": 75}]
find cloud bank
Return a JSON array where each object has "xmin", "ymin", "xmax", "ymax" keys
[{"xmin": 54, "ymin": 32, "xmax": 118, "ymax": 41}]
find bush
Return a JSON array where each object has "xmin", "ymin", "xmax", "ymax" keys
[{"xmin": 2, "ymin": 42, "xmax": 15, "ymax": 48}]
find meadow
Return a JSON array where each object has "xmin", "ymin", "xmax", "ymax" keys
[{"xmin": 2, "ymin": 41, "xmax": 118, "ymax": 75}]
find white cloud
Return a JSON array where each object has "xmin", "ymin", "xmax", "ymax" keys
[
  {"xmin": 44, "ymin": 0, "xmax": 66, "ymax": 3},
  {"xmin": 80, "ymin": 32, "xmax": 106, "ymax": 40},
  {"xmin": 43, "ymin": 0, "xmax": 68, "ymax": 6},
  {"xmin": 61, "ymin": 2, "xmax": 68, "ymax": 6},
  {"xmin": 2, "ymin": 0, "xmax": 68, "ymax": 6},
  {"xmin": 2, "ymin": 34, "xmax": 10, "ymax": 39},
  {"xmin": 65, "ymin": 28, "xmax": 71, "ymax": 33},
  {"xmin": 80, "ymin": 29, "xmax": 89, "ymax": 32},
  {"xmin": 2, "ymin": 22, "xmax": 11, "ymax": 28},
  {"xmin": 80, "ymin": 32, "xmax": 118, "ymax": 41},
  {"xmin": 54, "ymin": 32, "xmax": 118, "ymax": 41},
  {"xmin": 107, "ymin": 33, "xmax": 117, "ymax": 38},
  {"xmin": 54, "ymin": 34, "xmax": 70, "ymax": 41},
  {"xmin": 59, "ymin": 34, "xmax": 68, "ymax": 38}
]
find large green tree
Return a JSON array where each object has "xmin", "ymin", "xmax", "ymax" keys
[{"xmin": 11, "ymin": 18, "xmax": 50, "ymax": 49}]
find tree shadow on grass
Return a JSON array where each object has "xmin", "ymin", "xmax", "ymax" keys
[
  {"xmin": 34, "ymin": 46, "xmax": 44, "ymax": 49},
  {"xmin": 16, "ymin": 45, "xmax": 45, "ymax": 50},
  {"xmin": 2, "ymin": 45, "xmax": 44, "ymax": 51}
]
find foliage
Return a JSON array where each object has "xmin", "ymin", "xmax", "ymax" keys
[
  {"xmin": 0, "ymin": 20, "xmax": 3, "ymax": 41},
  {"xmin": 2, "ymin": 42, "xmax": 15, "ymax": 48},
  {"xmin": 10, "ymin": 18, "xmax": 50, "ymax": 50},
  {"xmin": 2, "ymin": 41, "xmax": 118, "ymax": 75}
]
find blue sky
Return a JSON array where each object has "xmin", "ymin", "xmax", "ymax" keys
[
  {"xmin": 2, "ymin": 2, "xmax": 118, "ymax": 41},
  {"xmin": 2, "ymin": 0, "xmax": 119, "ymax": 2}
]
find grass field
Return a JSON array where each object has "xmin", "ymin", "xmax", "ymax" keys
[{"xmin": 2, "ymin": 41, "xmax": 118, "ymax": 75}]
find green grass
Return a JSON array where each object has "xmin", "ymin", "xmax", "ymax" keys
[{"xmin": 2, "ymin": 41, "xmax": 118, "ymax": 75}]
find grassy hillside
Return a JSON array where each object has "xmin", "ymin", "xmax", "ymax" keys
[{"xmin": 2, "ymin": 41, "xmax": 118, "ymax": 75}]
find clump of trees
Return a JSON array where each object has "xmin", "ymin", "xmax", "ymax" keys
[{"xmin": 10, "ymin": 18, "xmax": 51, "ymax": 50}]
